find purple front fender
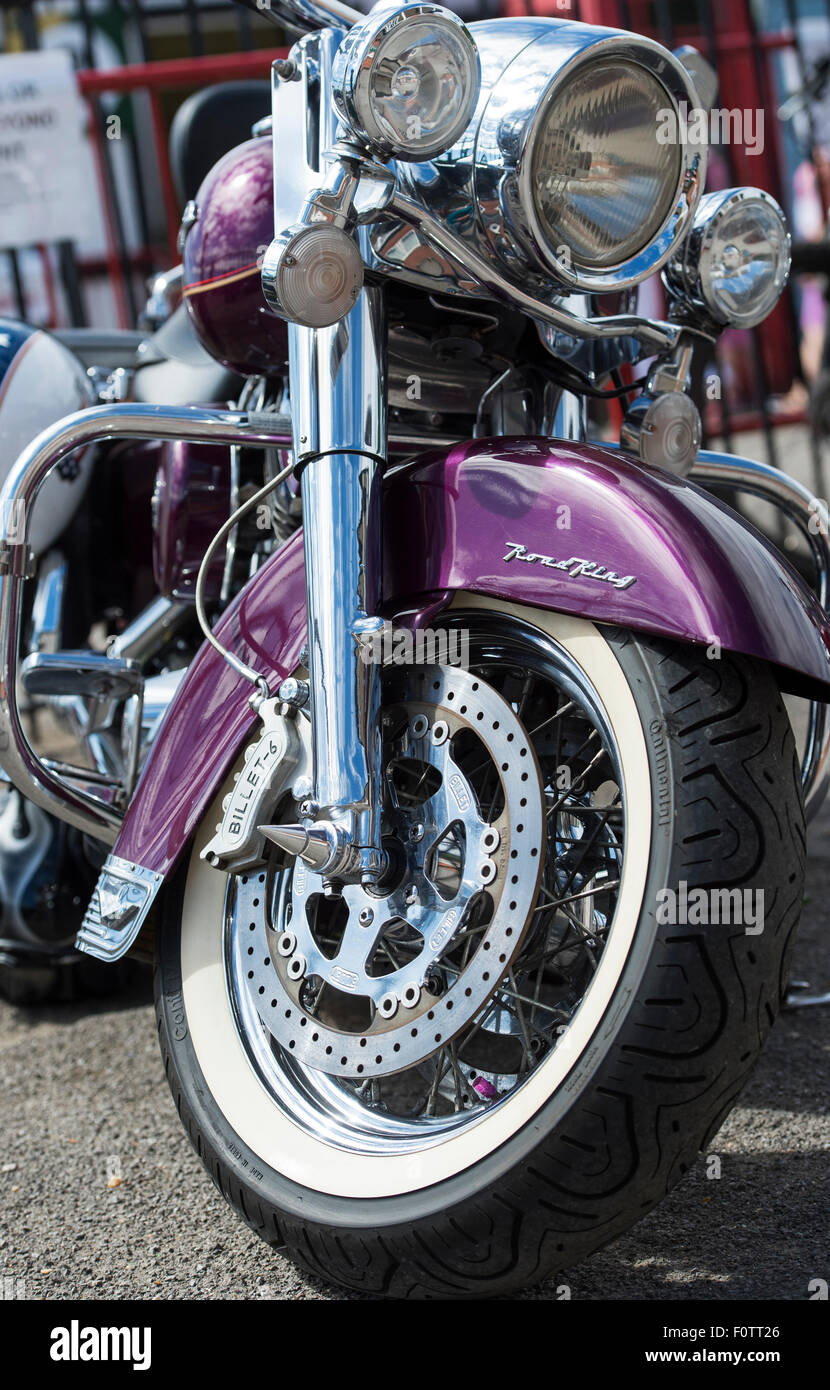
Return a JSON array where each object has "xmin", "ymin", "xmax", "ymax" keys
[{"xmin": 114, "ymin": 438, "xmax": 830, "ymax": 879}]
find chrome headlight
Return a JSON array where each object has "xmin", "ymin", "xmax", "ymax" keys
[
  {"xmin": 665, "ymin": 188, "xmax": 791, "ymax": 328},
  {"xmin": 528, "ymin": 57, "xmax": 684, "ymax": 276},
  {"xmin": 332, "ymin": 3, "xmax": 480, "ymax": 161},
  {"xmin": 393, "ymin": 20, "xmax": 705, "ymax": 297}
]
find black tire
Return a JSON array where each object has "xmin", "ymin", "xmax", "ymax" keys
[{"xmin": 155, "ymin": 618, "xmax": 804, "ymax": 1299}]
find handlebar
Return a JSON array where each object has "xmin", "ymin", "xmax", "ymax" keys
[
  {"xmin": 791, "ymin": 241, "xmax": 830, "ymax": 276},
  {"xmin": 233, "ymin": 0, "xmax": 361, "ymax": 36}
]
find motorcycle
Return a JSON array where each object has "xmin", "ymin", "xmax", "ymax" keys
[{"xmin": 1, "ymin": 0, "xmax": 829, "ymax": 1299}]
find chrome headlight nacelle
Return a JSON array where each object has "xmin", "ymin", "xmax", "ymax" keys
[
  {"xmin": 665, "ymin": 187, "xmax": 792, "ymax": 329},
  {"xmin": 331, "ymin": 2, "xmax": 481, "ymax": 161},
  {"xmin": 387, "ymin": 18, "xmax": 705, "ymax": 297}
]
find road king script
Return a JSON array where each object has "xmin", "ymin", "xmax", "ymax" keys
[{"xmin": 503, "ymin": 542, "xmax": 637, "ymax": 590}]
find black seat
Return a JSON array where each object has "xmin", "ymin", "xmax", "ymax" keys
[{"xmin": 168, "ymin": 80, "xmax": 271, "ymax": 207}]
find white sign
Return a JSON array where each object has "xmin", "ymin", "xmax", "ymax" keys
[{"xmin": 0, "ymin": 49, "xmax": 97, "ymax": 250}]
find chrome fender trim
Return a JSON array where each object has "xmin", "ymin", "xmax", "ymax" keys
[{"xmin": 76, "ymin": 854, "xmax": 162, "ymax": 962}]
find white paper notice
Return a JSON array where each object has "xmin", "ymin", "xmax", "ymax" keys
[{"xmin": 0, "ymin": 49, "xmax": 97, "ymax": 250}]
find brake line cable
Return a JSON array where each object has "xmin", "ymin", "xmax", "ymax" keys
[{"xmin": 194, "ymin": 455, "xmax": 299, "ymax": 699}]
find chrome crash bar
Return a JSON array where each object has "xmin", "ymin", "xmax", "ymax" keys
[
  {"xmin": 0, "ymin": 404, "xmax": 295, "ymax": 843},
  {"xmin": 0, "ymin": 402, "xmax": 471, "ymax": 845}
]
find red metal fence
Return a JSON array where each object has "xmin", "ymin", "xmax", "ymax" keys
[
  {"xmin": 76, "ymin": 46, "xmax": 287, "ymax": 328},
  {"xmin": 0, "ymin": 1, "xmax": 283, "ymax": 328}
]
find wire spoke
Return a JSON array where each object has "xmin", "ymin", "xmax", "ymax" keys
[
  {"xmin": 554, "ymin": 804, "xmax": 622, "ymax": 900},
  {"xmin": 531, "ymin": 878, "xmax": 620, "ymax": 917},
  {"xmin": 490, "ymin": 993, "xmax": 566, "ymax": 1045},
  {"xmin": 545, "ymin": 744, "xmax": 607, "ymax": 820},
  {"xmin": 422, "ymin": 1048, "xmax": 450, "ymax": 1117},
  {"xmin": 525, "ymin": 699, "xmax": 576, "ymax": 742},
  {"xmin": 293, "ymin": 648, "xmax": 629, "ymax": 1129},
  {"xmin": 449, "ymin": 1043, "xmax": 466, "ymax": 1112},
  {"xmin": 496, "ymin": 982, "xmax": 572, "ymax": 1019},
  {"xmin": 505, "ymin": 968, "xmax": 535, "ymax": 1071}
]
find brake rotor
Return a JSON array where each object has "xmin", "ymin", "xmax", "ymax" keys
[{"xmin": 235, "ymin": 664, "xmax": 545, "ymax": 1078}]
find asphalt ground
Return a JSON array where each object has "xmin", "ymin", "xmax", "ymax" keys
[{"xmin": 0, "ymin": 798, "xmax": 826, "ymax": 1303}]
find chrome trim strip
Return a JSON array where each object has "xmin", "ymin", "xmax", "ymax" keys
[{"xmin": 75, "ymin": 853, "xmax": 163, "ymax": 962}]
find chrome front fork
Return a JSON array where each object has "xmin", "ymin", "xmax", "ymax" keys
[
  {"xmin": 263, "ymin": 27, "xmax": 391, "ymax": 883},
  {"xmin": 287, "ymin": 283, "xmax": 388, "ymax": 882}
]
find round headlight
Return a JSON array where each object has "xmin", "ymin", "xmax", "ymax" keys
[
  {"xmin": 666, "ymin": 187, "xmax": 791, "ymax": 329},
  {"xmin": 391, "ymin": 22, "xmax": 705, "ymax": 298},
  {"xmin": 332, "ymin": 3, "xmax": 480, "ymax": 161},
  {"xmin": 529, "ymin": 58, "xmax": 683, "ymax": 273}
]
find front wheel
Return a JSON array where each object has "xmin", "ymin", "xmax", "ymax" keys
[{"xmin": 155, "ymin": 598, "xmax": 804, "ymax": 1299}]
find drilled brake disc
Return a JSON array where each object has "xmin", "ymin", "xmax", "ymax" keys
[{"xmin": 235, "ymin": 665, "xmax": 545, "ymax": 1077}]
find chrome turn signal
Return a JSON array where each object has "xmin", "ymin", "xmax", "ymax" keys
[
  {"xmin": 620, "ymin": 391, "xmax": 701, "ymax": 477},
  {"xmin": 261, "ymin": 223, "xmax": 364, "ymax": 329}
]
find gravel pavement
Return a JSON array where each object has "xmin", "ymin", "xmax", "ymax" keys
[{"xmin": 0, "ymin": 806, "xmax": 827, "ymax": 1303}]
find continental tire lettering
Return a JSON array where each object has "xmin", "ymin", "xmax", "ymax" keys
[{"xmin": 649, "ymin": 718, "xmax": 671, "ymax": 827}]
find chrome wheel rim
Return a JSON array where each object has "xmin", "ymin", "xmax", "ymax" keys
[{"xmin": 225, "ymin": 615, "xmax": 627, "ymax": 1156}]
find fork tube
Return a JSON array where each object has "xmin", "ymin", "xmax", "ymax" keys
[{"xmin": 289, "ymin": 279, "xmax": 387, "ymax": 849}]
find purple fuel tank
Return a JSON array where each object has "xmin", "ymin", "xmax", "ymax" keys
[{"xmin": 182, "ymin": 137, "xmax": 288, "ymax": 377}]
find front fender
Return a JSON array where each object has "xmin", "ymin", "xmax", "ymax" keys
[{"xmin": 114, "ymin": 439, "xmax": 830, "ymax": 880}]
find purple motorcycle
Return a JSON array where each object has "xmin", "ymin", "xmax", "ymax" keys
[{"xmin": 0, "ymin": 0, "xmax": 828, "ymax": 1298}]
